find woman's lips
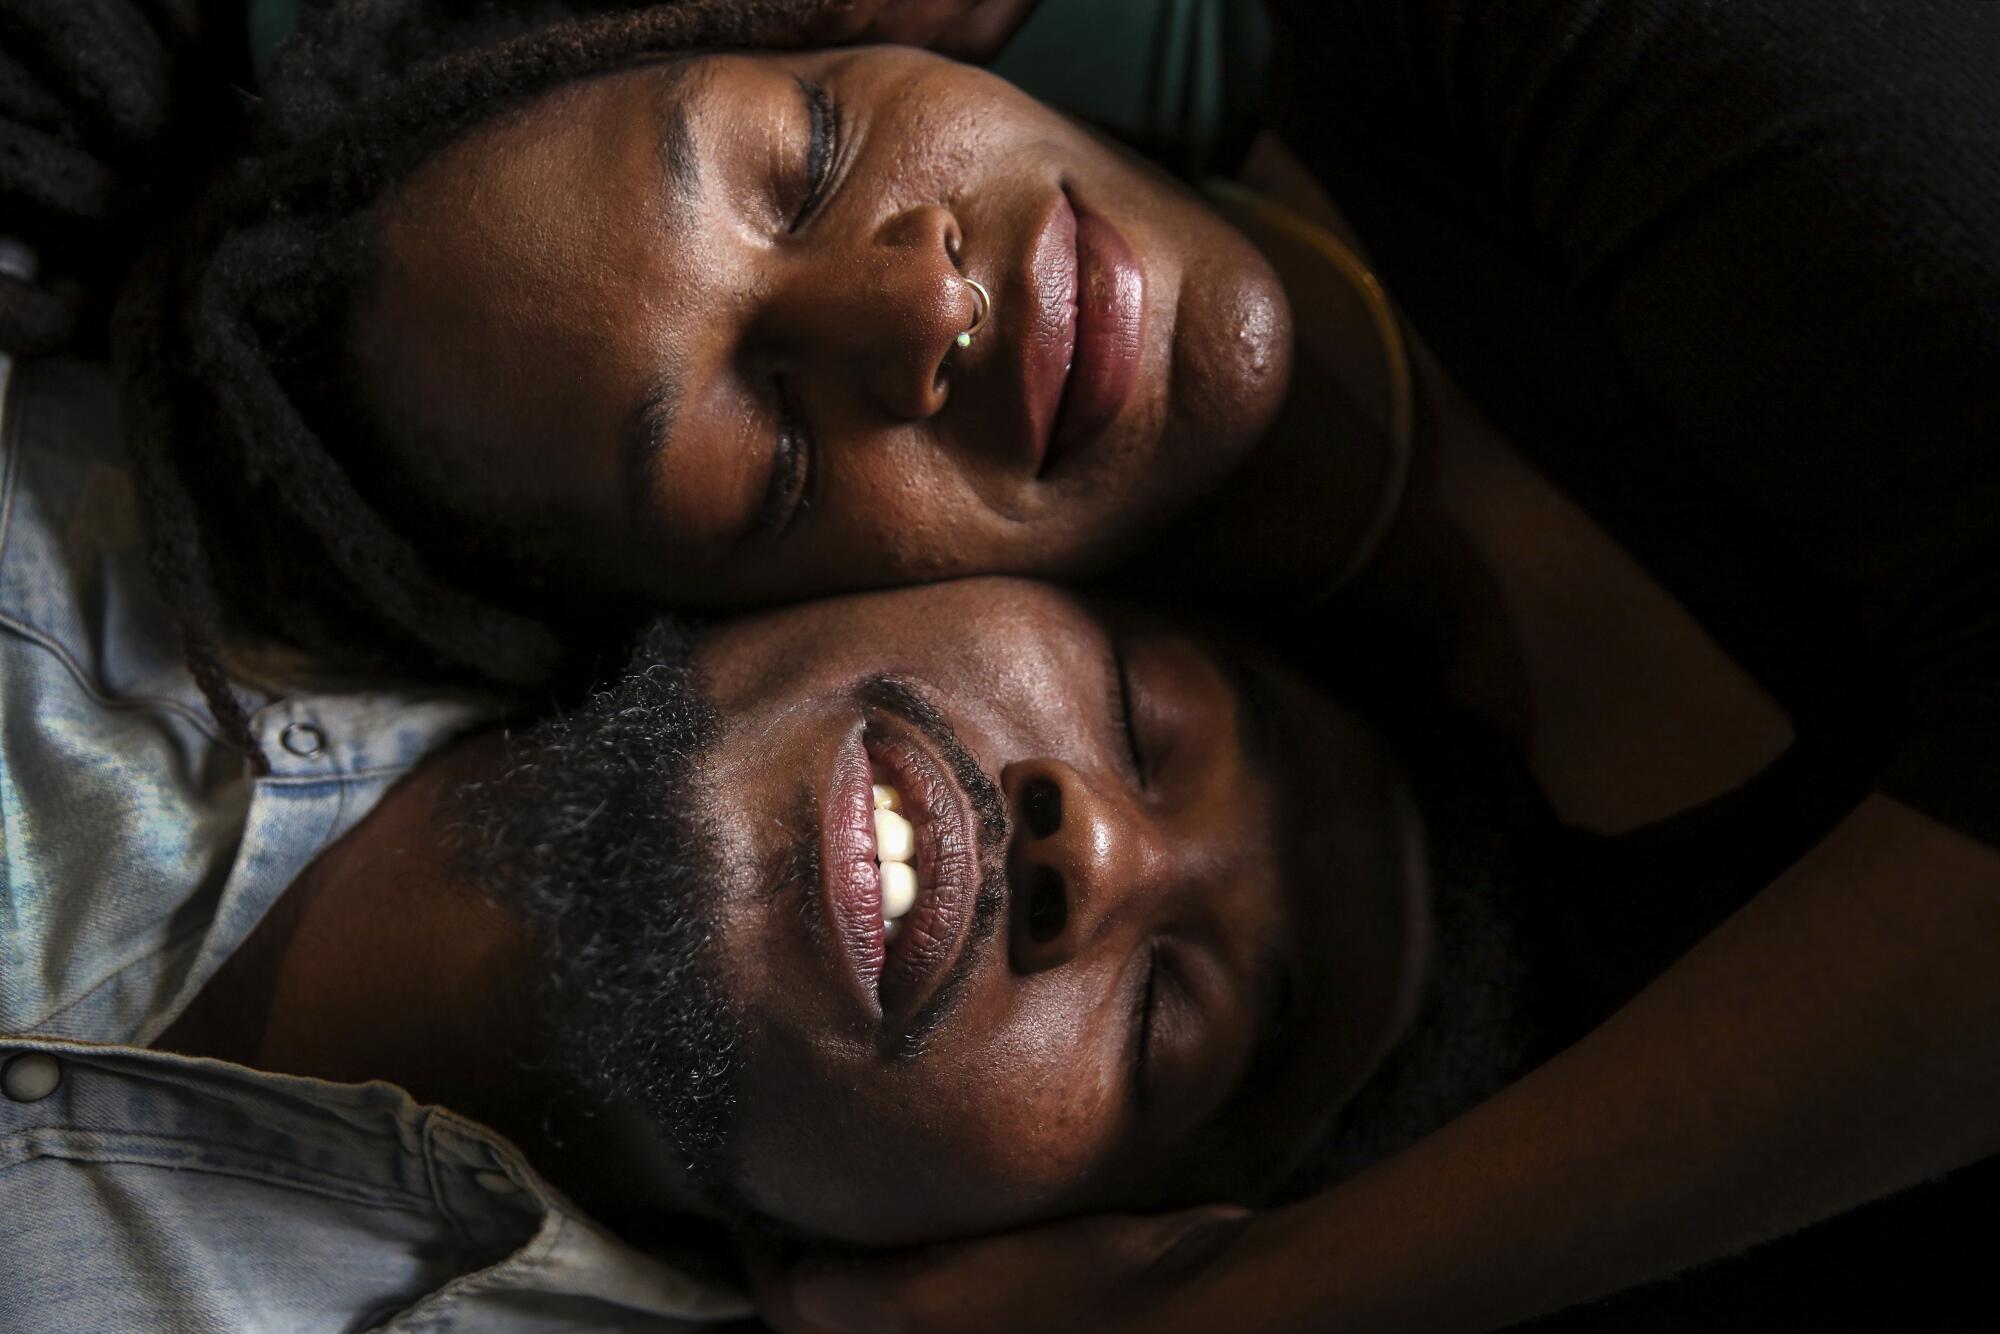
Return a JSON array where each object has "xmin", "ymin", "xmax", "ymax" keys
[
  {"xmin": 1020, "ymin": 192, "xmax": 1079, "ymax": 474},
  {"xmin": 1044, "ymin": 200, "xmax": 1143, "ymax": 476}
]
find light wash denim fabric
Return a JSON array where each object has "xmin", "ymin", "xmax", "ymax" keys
[
  {"xmin": 0, "ymin": 355, "xmax": 497, "ymax": 1047},
  {"xmin": 0, "ymin": 354, "xmax": 751, "ymax": 1330}
]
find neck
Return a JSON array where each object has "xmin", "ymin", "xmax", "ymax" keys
[
  {"xmin": 1116, "ymin": 182, "xmax": 1410, "ymax": 604},
  {"xmin": 1179, "ymin": 136, "xmax": 1793, "ymax": 829},
  {"xmin": 1114, "ymin": 139, "xmax": 1530, "ymax": 740},
  {"xmin": 158, "ymin": 733, "xmax": 716, "ymax": 1229},
  {"xmin": 1332, "ymin": 360, "xmax": 1537, "ymax": 743},
  {"xmin": 237, "ymin": 738, "xmax": 528, "ymax": 1101}
]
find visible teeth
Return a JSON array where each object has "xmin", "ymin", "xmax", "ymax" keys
[
  {"xmin": 873, "ymin": 806, "xmax": 914, "ymax": 863},
  {"xmin": 872, "ymin": 784, "xmax": 916, "ymax": 943},
  {"xmin": 879, "ymin": 860, "xmax": 917, "ymax": 919}
]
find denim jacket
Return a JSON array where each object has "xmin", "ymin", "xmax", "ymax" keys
[{"xmin": 0, "ymin": 355, "xmax": 749, "ymax": 1330}]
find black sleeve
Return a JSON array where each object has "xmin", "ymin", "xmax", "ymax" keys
[{"xmin": 1265, "ymin": 0, "xmax": 2000, "ymax": 847}]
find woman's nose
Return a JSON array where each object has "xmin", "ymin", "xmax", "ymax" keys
[
  {"xmin": 1003, "ymin": 760, "xmax": 1181, "ymax": 974},
  {"xmin": 767, "ymin": 203, "xmax": 975, "ymax": 420}
]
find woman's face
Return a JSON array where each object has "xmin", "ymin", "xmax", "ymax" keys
[{"xmin": 355, "ymin": 46, "xmax": 1292, "ymax": 608}]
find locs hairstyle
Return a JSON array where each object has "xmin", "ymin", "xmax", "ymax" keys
[
  {"xmin": 452, "ymin": 615, "xmax": 745, "ymax": 1192},
  {"xmin": 0, "ymin": 0, "xmax": 846, "ymax": 767}
]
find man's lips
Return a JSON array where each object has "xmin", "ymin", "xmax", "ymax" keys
[
  {"xmin": 821, "ymin": 724, "xmax": 886, "ymax": 996},
  {"xmin": 818, "ymin": 708, "xmax": 982, "ymax": 1032}
]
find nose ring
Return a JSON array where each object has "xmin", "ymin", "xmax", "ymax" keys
[{"xmin": 955, "ymin": 276, "xmax": 992, "ymax": 349}]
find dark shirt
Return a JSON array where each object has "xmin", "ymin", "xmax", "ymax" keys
[
  {"xmin": 1266, "ymin": 0, "xmax": 2000, "ymax": 847},
  {"xmin": 1262, "ymin": 1, "xmax": 2000, "ymax": 1327}
]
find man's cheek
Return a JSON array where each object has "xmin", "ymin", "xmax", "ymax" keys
[
  {"xmin": 731, "ymin": 1033, "xmax": 1125, "ymax": 1241},
  {"xmin": 952, "ymin": 1008, "xmax": 1131, "ymax": 1194}
]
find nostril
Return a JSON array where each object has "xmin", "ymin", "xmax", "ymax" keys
[
  {"xmin": 1028, "ymin": 865, "xmax": 1068, "ymax": 942},
  {"xmin": 1023, "ymin": 778, "xmax": 1063, "ymax": 839}
]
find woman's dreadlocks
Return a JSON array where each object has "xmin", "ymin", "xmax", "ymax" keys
[
  {"xmin": 0, "ymin": 0, "xmax": 239, "ymax": 351},
  {"xmin": 0, "ymin": 0, "xmax": 838, "ymax": 766}
]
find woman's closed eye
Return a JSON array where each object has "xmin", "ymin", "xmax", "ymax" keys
[
  {"xmin": 743, "ymin": 77, "xmax": 844, "ymax": 544},
  {"xmin": 791, "ymin": 77, "xmax": 843, "ymax": 230},
  {"xmin": 753, "ymin": 375, "xmax": 815, "ymax": 541}
]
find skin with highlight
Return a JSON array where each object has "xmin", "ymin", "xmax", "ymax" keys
[
  {"xmin": 688, "ymin": 580, "xmax": 1423, "ymax": 1244},
  {"xmin": 161, "ymin": 580, "xmax": 1427, "ymax": 1253},
  {"xmin": 355, "ymin": 47, "xmax": 1292, "ymax": 609}
]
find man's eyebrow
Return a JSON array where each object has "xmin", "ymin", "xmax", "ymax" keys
[
  {"xmin": 1156, "ymin": 633, "xmax": 1295, "ymax": 1131},
  {"xmin": 619, "ymin": 58, "xmax": 712, "ymax": 533},
  {"xmin": 1190, "ymin": 940, "xmax": 1297, "ymax": 1144},
  {"xmin": 1208, "ymin": 636, "xmax": 1281, "ymax": 782}
]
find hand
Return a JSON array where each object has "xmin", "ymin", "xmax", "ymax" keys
[
  {"xmin": 787, "ymin": 0, "xmax": 1044, "ymax": 62},
  {"xmin": 755, "ymin": 1205, "xmax": 1256, "ymax": 1334}
]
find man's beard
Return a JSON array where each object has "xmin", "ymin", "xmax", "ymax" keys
[{"xmin": 453, "ymin": 618, "xmax": 745, "ymax": 1199}]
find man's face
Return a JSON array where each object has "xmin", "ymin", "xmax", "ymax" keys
[{"xmin": 686, "ymin": 579, "xmax": 1424, "ymax": 1244}]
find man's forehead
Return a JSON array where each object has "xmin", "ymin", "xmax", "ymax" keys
[{"xmin": 697, "ymin": 579, "xmax": 1107, "ymax": 698}]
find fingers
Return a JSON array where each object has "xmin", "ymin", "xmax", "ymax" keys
[
  {"xmin": 745, "ymin": 1246, "xmax": 839, "ymax": 1334},
  {"xmin": 774, "ymin": 1206, "xmax": 1253, "ymax": 1334},
  {"xmin": 794, "ymin": 0, "xmax": 1044, "ymax": 63},
  {"xmin": 918, "ymin": 0, "xmax": 1046, "ymax": 62},
  {"xmin": 795, "ymin": 0, "xmax": 875, "ymax": 47}
]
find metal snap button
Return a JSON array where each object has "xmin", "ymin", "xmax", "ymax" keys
[
  {"xmin": 279, "ymin": 722, "xmax": 327, "ymax": 758},
  {"xmin": 473, "ymin": 1170, "xmax": 521, "ymax": 1195},
  {"xmin": 0, "ymin": 236, "xmax": 38, "ymax": 282},
  {"xmin": 2, "ymin": 1053, "xmax": 62, "ymax": 1103}
]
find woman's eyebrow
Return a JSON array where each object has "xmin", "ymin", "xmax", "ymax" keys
[
  {"xmin": 621, "ymin": 371, "xmax": 682, "ymax": 540},
  {"xmin": 655, "ymin": 55, "xmax": 712, "ymax": 221},
  {"xmin": 618, "ymin": 58, "xmax": 716, "ymax": 523}
]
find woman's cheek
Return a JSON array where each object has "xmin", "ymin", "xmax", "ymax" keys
[
  {"xmin": 1172, "ymin": 233, "xmax": 1293, "ymax": 445},
  {"xmin": 829, "ymin": 449, "xmax": 1016, "ymax": 583}
]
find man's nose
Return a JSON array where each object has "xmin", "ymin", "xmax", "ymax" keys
[
  {"xmin": 1001, "ymin": 759, "xmax": 1189, "ymax": 973},
  {"xmin": 765, "ymin": 203, "xmax": 976, "ymax": 421}
]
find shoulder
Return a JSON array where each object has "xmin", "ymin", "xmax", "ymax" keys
[
  {"xmin": 0, "ymin": 355, "xmax": 228, "ymax": 1038},
  {"xmin": 0, "ymin": 1037, "xmax": 749, "ymax": 1331},
  {"xmin": 0, "ymin": 356, "xmax": 193, "ymax": 703},
  {"xmin": 0, "ymin": 356, "xmax": 500, "ymax": 1044}
]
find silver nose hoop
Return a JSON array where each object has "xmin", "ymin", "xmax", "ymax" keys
[{"xmin": 955, "ymin": 276, "xmax": 992, "ymax": 349}]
